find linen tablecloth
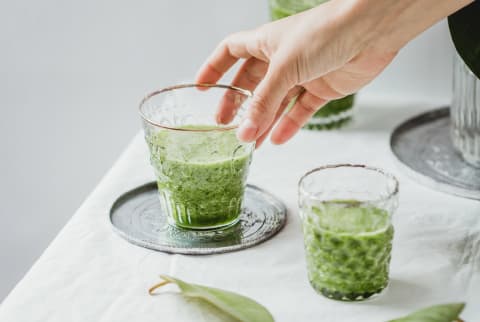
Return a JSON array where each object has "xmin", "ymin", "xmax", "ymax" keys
[{"xmin": 1, "ymin": 98, "xmax": 479, "ymax": 322}]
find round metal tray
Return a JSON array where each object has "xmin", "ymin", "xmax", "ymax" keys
[
  {"xmin": 110, "ymin": 182, "xmax": 287, "ymax": 255},
  {"xmin": 390, "ymin": 107, "xmax": 480, "ymax": 200}
]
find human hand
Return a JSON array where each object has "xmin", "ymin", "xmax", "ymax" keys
[{"xmin": 196, "ymin": 0, "xmax": 472, "ymax": 146}]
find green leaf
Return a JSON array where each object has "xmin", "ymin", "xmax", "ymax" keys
[
  {"xmin": 388, "ymin": 303, "xmax": 465, "ymax": 322},
  {"xmin": 149, "ymin": 275, "xmax": 275, "ymax": 322},
  {"xmin": 449, "ymin": 2, "xmax": 480, "ymax": 79}
]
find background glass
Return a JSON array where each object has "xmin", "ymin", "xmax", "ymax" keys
[
  {"xmin": 269, "ymin": 0, "xmax": 356, "ymax": 130},
  {"xmin": 451, "ymin": 53, "xmax": 480, "ymax": 167},
  {"xmin": 139, "ymin": 84, "xmax": 255, "ymax": 230},
  {"xmin": 298, "ymin": 164, "xmax": 399, "ymax": 301}
]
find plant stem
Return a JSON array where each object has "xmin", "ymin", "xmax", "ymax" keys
[{"xmin": 148, "ymin": 280, "xmax": 171, "ymax": 295}]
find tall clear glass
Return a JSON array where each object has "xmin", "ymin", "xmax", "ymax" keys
[
  {"xmin": 451, "ymin": 53, "xmax": 480, "ymax": 167},
  {"xmin": 139, "ymin": 84, "xmax": 254, "ymax": 230},
  {"xmin": 269, "ymin": 0, "xmax": 356, "ymax": 130},
  {"xmin": 298, "ymin": 164, "xmax": 399, "ymax": 301}
]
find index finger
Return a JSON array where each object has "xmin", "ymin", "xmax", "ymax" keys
[{"xmin": 195, "ymin": 31, "xmax": 257, "ymax": 85}]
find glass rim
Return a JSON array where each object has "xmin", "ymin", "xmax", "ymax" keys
[
  {"xmin": 138, "ymin": 83, "xmax": 253, "ymax": 132},
  {"xmin": 298, "ymin": 163, "xmax": 399, "ymax": 203}
]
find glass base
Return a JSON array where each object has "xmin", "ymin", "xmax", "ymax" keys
[
  {"xmin": 452, "ymin": 129, "xmax": 480, "ymax": 168},
  {"xmin": 462, "ymin": 154, "xmax": 480, "ymax": 168},
  {"xmin": 167, "ymin": 215, "xmax": 240, "ymax": 231},
  {"xmin": 311, "ymin": 281, "xmax": 388, "ymax": 302},
  {"xmin": 304, "ymin": 95, "xmax": 355, "ymax": 130},
  {"xmin": 304, "ymin": 115, "xmax": 353, "ymax": 130},
  {"xmin": 159, "ymin": 189, "xmax": 244, "ymax": 231}
]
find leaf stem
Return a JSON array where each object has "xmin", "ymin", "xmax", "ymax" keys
[{"xmin": 148, "ymin": 279, "xmax": 171, "ymax": 295}]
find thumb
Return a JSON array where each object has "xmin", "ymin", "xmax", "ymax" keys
[{"xmin": 237, "ymin": 62, "xmax": 293, "ymax": 142}]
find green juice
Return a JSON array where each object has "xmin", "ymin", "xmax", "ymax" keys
[
  {"xmin": 146, "ymin": 127, "xmax": 253, "ymax": 229},
  {"xmin": 269, "ymin": 0, "xmax": 355, "ymax": 129},
  {"xmin": 302, "ymin": 201, "xmax": 393, "ymax": 300},
  {"xmin": 270, "ymin": 4, "xmax": 308, "ymax": 19}
]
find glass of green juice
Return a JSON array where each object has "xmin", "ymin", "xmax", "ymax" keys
[
  {"xmin": 139, "ymin": 84, "xmax": 254, "ymax": 230},
  {"xmin": 298, "ymin": 164, "xmax": 399, "ymax": 301},
  {"xmin": 269, "ymin": 0, "xmax": 356, "ymax": 130}
]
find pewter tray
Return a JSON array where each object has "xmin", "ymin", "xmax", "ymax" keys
[
  {"xmin": 390, "ymin": 107, "xmax": 480, "ymax": 200},
  {"xmin": 110, "ymin": 182, "xmax": 287, "ymax": 254}
]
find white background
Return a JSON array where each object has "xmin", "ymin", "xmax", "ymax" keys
[{"xmin": 0, "ymin": 0, "xmax": 455, "ymax": 301}]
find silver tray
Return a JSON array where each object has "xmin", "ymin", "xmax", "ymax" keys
[
  {"xmin": 390, "ymin": 107, "xmax": 480, "ymax": 200},
  {"xmin": 110, "ymin": 182, "xmax": 287, "ymax": 255}
]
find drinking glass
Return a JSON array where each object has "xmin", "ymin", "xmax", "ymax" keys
[
  {"xmin": 451, "ymin": 53, "xmax": 480, "ymax": 167},
  {"xmin": 139, "ymin": 84, "xmax": 254, "ymax": 230},
  {"xmin": 298, "ymin": 164, "xmax": 399, "ymax": 301}
]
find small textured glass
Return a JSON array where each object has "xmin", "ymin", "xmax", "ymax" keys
[
  {"xmin": 298, "ymin": 164, "xmax": 399, "ymax": 301},
  {"xmin": 269, "ymin": 0, "xmax": 355, "ymax": 130},
  {"xmin": 451, "ymin": 53, "xmax": 480, "ymax": 167},
  {"xmin": 139, "ymin": 84, "xmax": 254, "ymax": 230}
]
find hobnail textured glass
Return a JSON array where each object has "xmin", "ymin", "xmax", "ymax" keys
[
  {"xmin": 298, "ymin": 165, "xmax": 399, "ymax": 301},
  {"xmin": 451, "ymin": 53, "xmax": 480, "ymax": 167}
]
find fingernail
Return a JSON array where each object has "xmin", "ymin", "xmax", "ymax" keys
[
  {"xmin": 237, "ymin": 118, "xmax": 258, "ymax": 142},
  {"xmin": 215, "ymin": 113, "xmax": 225, "ymax": 124}
]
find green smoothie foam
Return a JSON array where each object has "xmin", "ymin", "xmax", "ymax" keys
[
  {"xmin": 146, "ymin": 126, "xmax": 252, "ymax": 229},
  {"xmin": 302, "ymin": 201, "xmax": 393, "ymax": 300}
]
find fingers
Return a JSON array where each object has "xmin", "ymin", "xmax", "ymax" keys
[
  {"xmin": 271, "ymin": 91, "xmax": 326, "ymax": 145},
  {"xmin": 216, "ymin": 58, "xmax": 268, "ymax": 124},
  {"xmin": 196, "ymin": 31, "xmax": 257, "ymax": 85},
  {"xmin": 237, "ymin": 63, "xmax": 293, "ymax": 142},
  {"xmin": 255, "ymin": 108, "xmax": 283, "ymax": 149},
  {"xmin": 264, "ymin": 74, "xmax": 351, "ymax": 144},
  {"xmin": 255, "ymin": 86, "xmax": 304, "ymax": 148}
]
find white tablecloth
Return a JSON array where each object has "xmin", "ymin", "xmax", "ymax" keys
[{"xmin": 1, "ymin": 98, "xmax": 479, "ymax": 322}]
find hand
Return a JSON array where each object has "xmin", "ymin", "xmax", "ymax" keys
[{"xmin": 196, "ymin": 0, "xmax": 472, "ymax": 146}]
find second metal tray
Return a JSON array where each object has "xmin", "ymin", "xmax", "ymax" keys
[{"xmin": 390, "ymin": 107, "xmax": 480, "ymax": 200}]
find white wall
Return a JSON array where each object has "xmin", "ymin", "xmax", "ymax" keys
[{"xmin": 0, "ymin": 0, "xmax": 454, "ymax": 301}]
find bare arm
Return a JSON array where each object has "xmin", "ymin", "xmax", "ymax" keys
[{"xmin": 196, "ymin": 0, "xmax": 472, "ymax": 146}]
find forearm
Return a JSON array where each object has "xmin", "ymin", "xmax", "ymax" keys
[{"xmin": 339, "ymin": 0, "xmax": 474, "ymax": 52}]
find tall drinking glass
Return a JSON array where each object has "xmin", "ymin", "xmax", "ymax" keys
[
  {"xmin": 451, "ymin": 53, "xmax": 480, "ymax": 167},
  {"xmin": 298, "ymin": 164, "xmax": 399, "ymax": 301},
  {"xmin": 139, "ymin": 84, "xmax": 254, "ymax": 230}
]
